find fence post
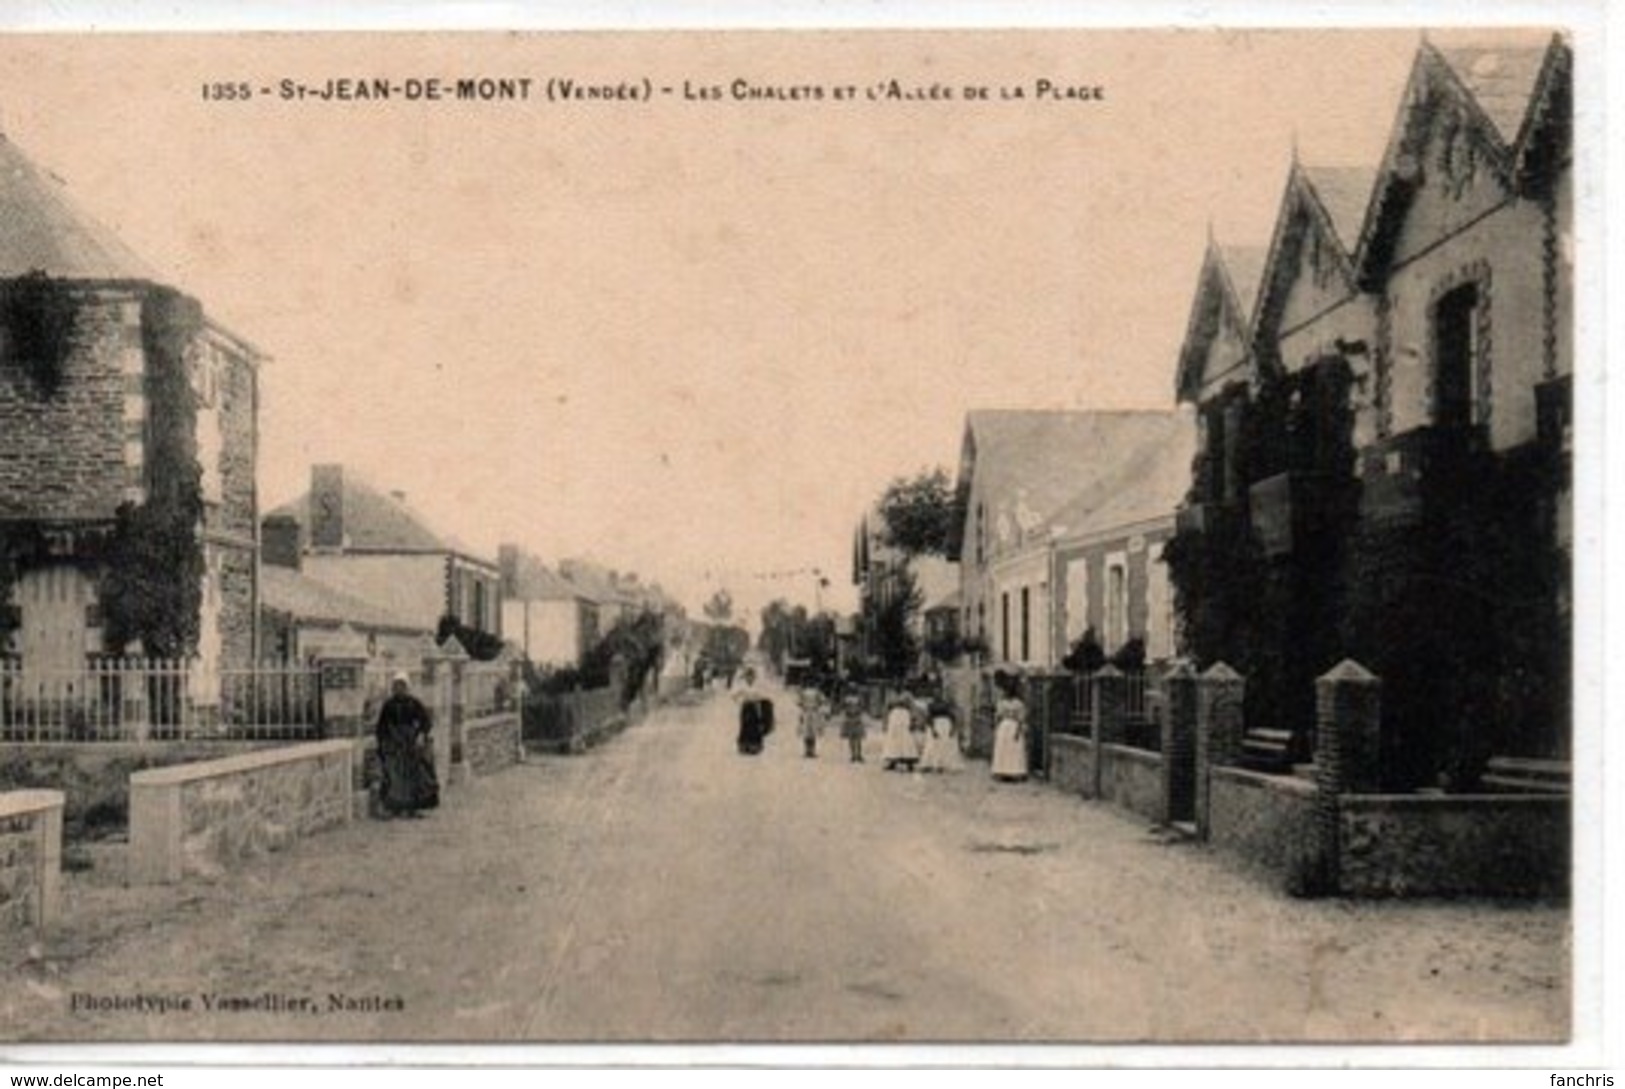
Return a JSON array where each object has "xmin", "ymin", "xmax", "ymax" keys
[
  {"xmin": 1159, "ymin": 661, "xmax": 1198, "ymax": 826},
  {"xmin": 1195, "ymin": 662, "xmax": 1245, "ymax": 841},
  {"xmin": 1310, "ymin": 659, "xmax": 1382, "ymax": 897},
  {"xmin": 1090, "ymin": 666, "xmax": 1125, "ymax": 800}
]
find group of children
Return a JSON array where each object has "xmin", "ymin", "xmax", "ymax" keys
[{"xmin": 793, "ymin": 686, "xmax": 964, "ymax": 773}]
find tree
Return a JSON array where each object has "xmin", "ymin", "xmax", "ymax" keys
[
  {"xmin": 759, "ymin": 599, "xmax": 838, "ymax": 676},
  {"xmin": 876, "ymin": 467, "xmax": 963, "ymax": 557},
  {"xmin": 863, "ymin": 565, "xmax": 923, "ymax": 679},
  {"xmin": 702, "ymin": 588, "xmax": 734, "ymax": 623}
]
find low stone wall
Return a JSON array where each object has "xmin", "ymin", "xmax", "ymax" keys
[
  {"xmin": 129, "ymin": 741, "xmax": 353, "ymax": 884},
  {"xmin": 0, "ymin": 743, "xmax": 272, "ymax": 842},
  {"xmin": 526, "ymin": 687, "xmax": 629, "ymax": 755},
  {"xmin": 1099, "ymin": 743, "xmax": 1164, "ymax": 822},
  {"xmin": 1338, "ymin": 793, "xmax": 1570, "ymax": 898},
  {"xmin": 0, "ymin": 790, "xmax": 63, "ymax": 931},
  {"xmin": 1209, "ymin": 766, "xmax": 1319, "ymax": 892},
  {"xmin": 1047, "ymin": 734, "xmax": 1094, "ymax": 795},
  {"xmin": 462, "ymin": 712, "xmax": 521, "ymax": 776}
]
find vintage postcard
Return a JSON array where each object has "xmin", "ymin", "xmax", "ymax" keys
[{"xmin": 0, "ymin": 9, "xmax": 1607, "ymax": 1068}]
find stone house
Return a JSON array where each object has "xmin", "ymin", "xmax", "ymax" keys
[
  {"xmin": 1044, "ymin": 412, "xmax": 1195, "ymax": 666},
  {"xmin": 258, "ymin": 514, "xmax": 431, "ymax": 666},
  {"xmin": 499, "ymin": 544, "xmax": 598, "ymax": 667},
  {"xmin": 265, "ymin": 465, "xmax": 502, "ymax": 643},
  {"xmin": 947, "ymin": 410, "xmax": 1188, "ymax": 670},
  {"xmin": 1170, "ymin": 33, "xmax": 1572, "ymax": 781},
  {"xmin": 0, "ymin": 132, "xmax": 263, "ymax": 684}
]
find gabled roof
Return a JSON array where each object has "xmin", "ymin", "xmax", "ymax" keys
[
  {"xmin": 1511, "ymin": 35, "xmax": 1573, "ymax": 190},
  {"xmin": 1041, "ymin": 411, "xmax": 1196, "ymax": 544},
  {"xmin": 556, "ymin": 560, "xmax": 639, "ymax": 608},
  {"xmin": 1355, "ymin": 33, "xmax": 1560, "ymax": 286},
  {"xmin": 1301, "ymin": 165, "xmax": 1379, "ymax": 255},
  {"xmin": 1174, "ymin": 237, "xmax": 1268, "ymax": 404},
  {"xmin": 260, "ymin": 565, "xmax": 427, "ymax": 634},
  {"xmin": 268, "ymin": 475, "xmax": 484, "ymax": 559},
  {"xmin": 1250, "ymin": 160, "xmax": 1374, "ymax": 345},
  {"xmin": 0, "ymin": 134, "xmax": 162, "ymax": 282},
  {"xmin": 1434, "ymin": 40, "xmax": 1552, "ymax": 147},
  {"xmin": 953, "ymin": 410, "xmax": 1188, "ymax": 558},
  {"xmin": 511, "ymin": 558, "xmax": 588, "ymax": 603}
]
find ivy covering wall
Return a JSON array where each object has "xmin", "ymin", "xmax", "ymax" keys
[
  {"xmin": 0, "ymin": 271, "xmax": 80, "ymax": 397},
  {"xmin": 1167, "ymin": 358, "xmax": 1568, "ymax": 790},
  {"xmin": 99, "ymin": 288, "xmax": 206, "ymax": 659}
]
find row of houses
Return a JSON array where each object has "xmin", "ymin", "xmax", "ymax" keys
[
  {"xmin": 0, "ymin": 130, "xmax": 677, "ymax": 696},
  {"xmin": 938, "ymin": 34, "xmax": 1570, "ymax": 788}
]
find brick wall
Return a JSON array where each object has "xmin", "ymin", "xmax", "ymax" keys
[{"xmin": 0, "ymin": 289, "xmax": 136, "ymax": 521}]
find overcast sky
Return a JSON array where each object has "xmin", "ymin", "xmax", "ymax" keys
[{"xmin": 0, "ymin": 28, "xmax": 1528, "ymax": 619}]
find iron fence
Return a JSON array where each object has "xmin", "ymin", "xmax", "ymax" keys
[{"xmin": 0, "ymin": 657, "xmax": 323, "ymax": 742}]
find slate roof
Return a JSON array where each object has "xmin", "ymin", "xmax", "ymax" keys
[
  {"xmin": 1216, "ymin": 240, "xmax": 1269, "ymax": 324},
  {"xmin": 1434, "ymin": 40, "xmax": 1552, "ymax": 147},
  {"xmin": 556, "ymin": 561, "xmax": 639, "ymax": 607},
  {"xmin": 260, "ymin": 565, "xmax": 427, "ymax": 633},
  {"xmin": 267, "ymin": 474, "xmax": 489, "ymax": 562},
  {"xmin": 512, "ymin": 558, "xmax": 590, "ymax": 603},
  {"xmin": 1299, "ymin": 165, "xmax": 1379, "ymax": 255},
  {"xmin": 1041, "ymin": 412, "xmax": 1196, "ymax": 544},
  {"xmin": 0, "ymin": 134, "xmax": 162, "ymax": 282},
  {"xmin": 959, "ymin": 410, "xmax": 1191, "ymax": 552}
]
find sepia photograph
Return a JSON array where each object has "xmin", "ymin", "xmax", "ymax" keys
[{"xmin": 0, "ymin": 5, "xmax": 1608, "ymax": 1066}]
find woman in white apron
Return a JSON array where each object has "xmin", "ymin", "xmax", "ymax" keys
[
  {"xmin": 881, "ymin": 693, "xmax": 920, "ymax": 771},
  {"xmin": 917, "ymin": 695, "xmax": 961, "ymax": 773},
  {"xmin": 990, "ymin": 673, "xmax": 1029, "ymax": 782}
]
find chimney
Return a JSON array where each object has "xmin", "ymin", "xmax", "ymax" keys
[
  {"xmin": 261, "ymin": 515, "xmax": 303, "ymax": 571},
  {"xmin": 498, "ymin": 544, "xmax": 521, "ymax": 597},
  {"xmin": 310, "ymin": 465, "xmax": 345, "ymax": 550}
]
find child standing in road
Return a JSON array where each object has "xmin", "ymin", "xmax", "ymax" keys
[
  {"xmin": 839, "ymin": 690, "xmax": 866, "ymax": 763},
  {"xmin": 797, "ymin": 686, "xmax": 826, "ymax": 758}
]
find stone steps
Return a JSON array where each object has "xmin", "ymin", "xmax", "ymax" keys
[
  {"xmin": 1239, "ymin": 727, "xmax": 1294, "ymax": 771},
  {"xmin": 1481, "ymin": 756, "xmax": 1570, "ymax": 795}
]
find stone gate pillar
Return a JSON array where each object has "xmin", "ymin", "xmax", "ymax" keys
[
  {"xmin": 1311, "ymin": 659, "xmax": 1382, "ymax": 896},
  {"xmin": 1089, "ymin": 666, "xmax": 1126, "ymax": 800},
  {"xmin": 1160, "ymin": 661, "xmax": 1198, "ymax": 826},
  {"xmin": 1195, "ymin": 662, "xmax": 1245, "ymax": 840}
]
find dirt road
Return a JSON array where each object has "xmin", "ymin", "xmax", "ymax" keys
[{"xmin": 0, "ymin": 686, "xmax": 1569, "ymax": 1044}]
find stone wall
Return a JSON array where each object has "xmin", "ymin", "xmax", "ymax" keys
[
  {"xmin": 461, "ymin": 712, "xmax": 520, "ymax": 776},
  {"xmin": 1047, "ymin": 734, "xmax": 1094, "ymax": 795},
  {"xmin": 212, "ymin": 340, "xmax": 259, "ymax": 543},
  {"xmin": 1099, "ymin": 743, "xmax": 1163, "ymax": 822},
  {"xmin": 0, "ymin": 742, "xmax": 272, "ymax": 842},
  {"xmin": 217, "ymin": 544, "xmax": 256, "ymax": 668},
  {"xmin": 525, "ymin": 686, "xmax": 628, "ymax": 755},
  {"xmin": 0, "ymin": 790, "xmax": 63, "ymax": 930},
  {"xmin": 1208, "ymin": 766, "xmax": 1319, "ymax": 891},
  {"xmin": 1338, "ymin": 794, "xmax": 1569, "ymax": 898},
  {"xmin": 0, "ymin": 289, "xmax": 135, "ymax": 521},
  {"xmin": 129, "ymin": 741, "xmax": 352, "ymax": 883}
]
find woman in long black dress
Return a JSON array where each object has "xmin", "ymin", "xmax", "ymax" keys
[{"xmin": 375, "ymin": 672, "xmax": 439, "ymax": 817}]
